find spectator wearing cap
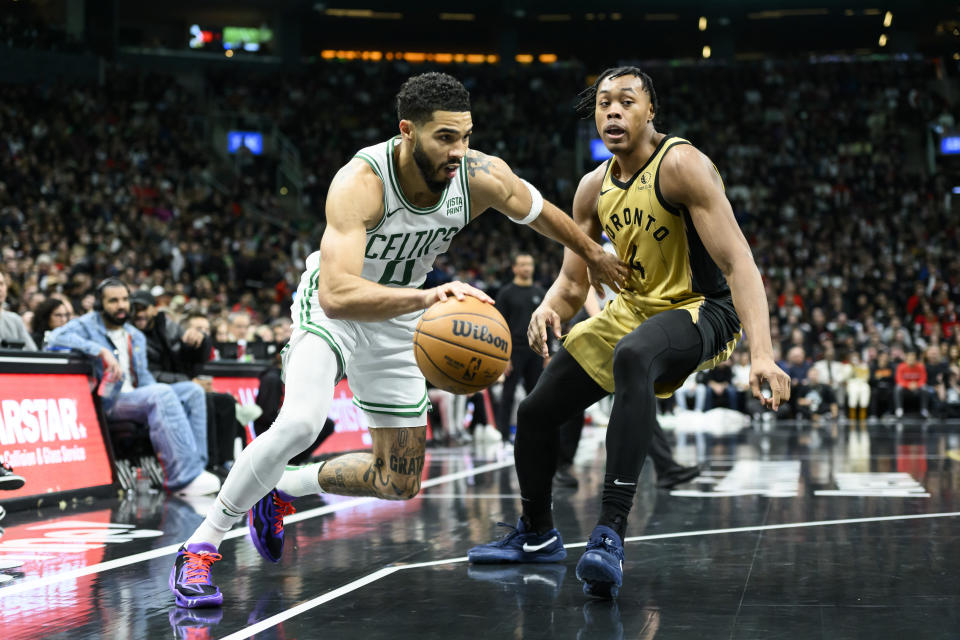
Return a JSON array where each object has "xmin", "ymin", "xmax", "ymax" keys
[
  {"xmin": 131, "ymin": 291, "xmax": 244, "ymax": 474},
  {"xmin": 45, "ymin": 280, "xmax": 220, "ymax": 495}
]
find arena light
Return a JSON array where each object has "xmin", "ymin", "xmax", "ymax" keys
[
  {"xmin": 748, "ymin": 9, "xmax": 830, "ymax": 19},
  {"xmin": 325, "ymin": 8, "xmax": 402, "ymax": 19},
  {"xmin": 878, "ymin": 33, "xmax": 888, "ymax": 47},
  {"xmin": 699, "ymin": 16, "xmax": 707, "ymax": 31},
  {"xmin": 516, "ymin": 54, "xmax": 534, "ymax": 63},
  {"xmin": 941, "ymin": 135, "xmax": 960, "ymax": 155},
  {"xmin": 539, "ymin": 53, "xmax": 558, "ymax": 63},
  {"xmin": 883, "ymin": 11, "xmax": 893, "ymax": 27},
  {"xmin": 702, "ymin": 45, "xmax": 712, "ymax": 58},
  {"xmin": 439, "ymin": 13, "xmax": 475, "ymax": 21},
  {"xmin": 318, "ymin": 49, "xmax": 500, "ymax": 64}
]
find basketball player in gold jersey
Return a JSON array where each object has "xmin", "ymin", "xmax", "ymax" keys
[{"xmin": 469, "ymin": 67, "xmax": 791, "ymax": 598}]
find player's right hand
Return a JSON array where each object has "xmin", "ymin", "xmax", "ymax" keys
[
  {"xmin": 426, "ymin": 281, "xmax": 494, "ymax": 305},
  {"xmin": 528, "ymin": 305, "xmax": 561, "ymax": 358}
]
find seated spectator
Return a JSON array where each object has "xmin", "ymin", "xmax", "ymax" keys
[
  {"xmin": 29, "ymin": 297, "xmax": 71, "ymax": 349},
  {"xmin": 894, "ymin": 350, "xmax": 929, "ymax": 418},
  {"xmin": 778, "ymin": 345, "xmax": 810, "ymax": 418},
  {"xmin": 703, "ymin": 359, "xmax": 737, "ymax": 410},
  {"xmin": 845, "ymin": 351, "xmax": 871, "ymax": 422},
  {"xmin": 131, "ymin": 291, "xmax": 244, "ymax": 475},
  {"xmin": 45, "ymin": 279, "xmax": 220, "ymax": 495},
  {"xmin": 811, "ymin": 343, "xmax": 850, "ymax": 409},
  {"xmin": 939, "ymin": 365, "xmax": 960, "ymax": 418},
  {"xmin": 672, "ymin": 372, "xmax": 707, "ymax": 412},
  {"xmin": 730, "ymin": 350, "xmax": 753, "ymax": 414},
  {"xmin": 866, "ymin": 351, "xmax": 895, "ymax": 420},
  {"xmin": 0, "ymin": 266, "xmax": 37, "ymax": 350},
  {"xmin": 795, "ymin": 367, "xmax": 839, "ymax": 423},
  {"xmin": 923, "ymin": 344, "xmax": 949, "ymax": 418}
]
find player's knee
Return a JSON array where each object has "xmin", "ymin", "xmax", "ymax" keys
[
  {"xmin": 612, "ymin": 339, "xmax": 653, "ymax": 381},
  {"xmin": 517, "ymin": 395, "xmax": 544, "ymax": 429},
  {"xmin": 275, "ymin": 416, "xmax": 323, "ymax": 453}
]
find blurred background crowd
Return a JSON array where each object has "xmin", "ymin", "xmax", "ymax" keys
[{"xmin": 2, "ymin": 8, "xmax": 960, "ymax": 431}]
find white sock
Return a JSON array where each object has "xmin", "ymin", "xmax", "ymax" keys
[
  {"xmin": 276, "ymin": 462, "xmax": 326, "ymax": 498},
  {"xmin": 186, "ymin": 496, "xmax": 247, "ymax": 549}
]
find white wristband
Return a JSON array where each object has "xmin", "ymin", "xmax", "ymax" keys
[{"xmin": 511, "ymin": 178, "xmax": 543, "ymax": 225}]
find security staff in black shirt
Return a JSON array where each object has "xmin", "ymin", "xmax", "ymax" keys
[{"xmin": 495, "ymin": 253, "xmax": 545, "ymax": 442}]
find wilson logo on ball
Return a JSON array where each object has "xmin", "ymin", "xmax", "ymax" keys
[{"xmin": 450, "ymin": 320, "xmax": 509, "ymax": 354}]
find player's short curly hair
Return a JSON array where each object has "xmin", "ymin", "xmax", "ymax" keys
[
  {"xmin": 575, "ymin": 66, "xmax": 659, "ymax": 121},
  {"xmin": 396, "ymin": 72, "xmax": 471, "ymax": 125}
]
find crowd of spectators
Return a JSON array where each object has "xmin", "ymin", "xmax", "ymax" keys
[{"xmin": 2, "ymin": 54, "xmax": 960, "ymax": 429}]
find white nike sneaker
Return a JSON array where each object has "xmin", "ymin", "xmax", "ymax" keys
[{"xmin": 176, "ymin": 471, "xmax": 222, "ymax": 497}]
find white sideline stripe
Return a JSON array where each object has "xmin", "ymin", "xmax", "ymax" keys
[
  {"xmin": 566, "ymin": 511, "xmax": 960, "ymax": 548},
  {"xmin": 417, "ymin": 494, "xmax": 523, "ymax": 499},
  {"xmin": 214, "ymin": 510, "xmax": 960, "ymax": 640},
  {"xmin": 0, "ymin": 459, "xmax": 514, "ymax": 597},
  {"xmin": 217, "ymin": 567, "xmax": 400, "ymax": 640}
]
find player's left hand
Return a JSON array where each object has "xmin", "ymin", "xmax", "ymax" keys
[
  {"xmin": 585, "ymin": 247, "xmax": 629, "ymax": 297},
  {"xmin": 749, "ymin": 356, "xmax": 791, "ymax": 411}
]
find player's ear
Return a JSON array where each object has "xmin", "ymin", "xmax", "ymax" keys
[{"xmin": 399, "ymin": 119, "xmax": 416, "ymax": 142}]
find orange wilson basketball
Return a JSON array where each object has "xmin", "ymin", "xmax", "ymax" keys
[{"xmin": 413, "ymin": 296, "xmax": 512, "ymax": 394}]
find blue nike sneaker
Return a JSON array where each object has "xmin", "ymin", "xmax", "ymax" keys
[
  {"xmin": 575, "ymin": 525, "xmax": 625, "ymax": 598},
  {"xmin": 247, "ymin": 489, "xmax": 296, "ymax": 563},
  {"xmin": 468, "ymin": 519, "xmax": 567, "ymax": 564}
]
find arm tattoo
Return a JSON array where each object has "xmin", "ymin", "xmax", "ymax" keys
[{"xmin": 463, "ymin": 151, "xmax": 494, "ymax": 178}]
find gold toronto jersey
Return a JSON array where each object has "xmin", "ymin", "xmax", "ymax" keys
[
  {"xmin": 597, "ymin": 134, "xmax": 729, "ymax": 311},
  {"xmin": 563, "ymin": 134, "xmax": 741, "ymax": 394}
]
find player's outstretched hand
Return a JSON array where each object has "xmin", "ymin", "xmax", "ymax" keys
[
  {"xmin": 586, "ymin": 248, "xmax": 629, "ymax": 297},
  {"xmin": 427, "ymin": 281, "xmax": 494, "ymax": 305},
  {"xmin": 528, "ymin": 305, "xmax": 561, "ymax": 358},
  {"xmin": 749, "ymin": 357, "xmax": 791, "ymax": 411}
]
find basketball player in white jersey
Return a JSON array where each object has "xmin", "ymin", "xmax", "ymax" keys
[{"xmin": 170, "ymin": 72, "xmax": 629, "ymax": 607}]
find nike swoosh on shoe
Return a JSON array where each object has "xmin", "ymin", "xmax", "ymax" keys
[{"xmin": 522, "ymin": 536, "xmax": 558, "ymax": 552}]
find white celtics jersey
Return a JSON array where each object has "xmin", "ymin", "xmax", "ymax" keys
[{"xmin": 348, "ymin": 136, "xmax": 472, "ymax": 288}]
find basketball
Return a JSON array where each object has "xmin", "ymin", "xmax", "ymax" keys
[{"xmin": 413, "ymin": 297, "xmax": 512, "ymax": 394}]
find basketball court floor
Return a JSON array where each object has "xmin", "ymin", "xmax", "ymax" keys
[{"xmin": 1, "ymin": 418, "xmax": 958, "ymax": 639}]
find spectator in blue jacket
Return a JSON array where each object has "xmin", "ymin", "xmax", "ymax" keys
[{"xmin": 45, "ymin": 279, "xmax": 220, "ymax": 495}]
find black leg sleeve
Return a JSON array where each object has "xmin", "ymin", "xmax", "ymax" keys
[
  {"xmin": 647, "ymin": 421, "xmax": 679, "ymax": 476},
  {"xmin": 599, "ymin": 309, "xmax": 703, "ymax": 537},
  {"xmin": 515, "ymin": 348, "xmax": 606, "ymax": 533}
]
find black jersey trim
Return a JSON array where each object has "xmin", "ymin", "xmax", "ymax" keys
[
  {"xmin": 653, "ymin": 139, "xmax": 692, "ymax": 217},
  {"xmin": 607, "ymin": 134, "xmax": 675, "ymax": 191}
]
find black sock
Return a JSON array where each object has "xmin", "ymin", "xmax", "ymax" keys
[
  {"xmin": 597, "ymin": 473, "xmax": 635, "ymax": 539},
  {"xmin": 521, "ymin": 509, "xmax": 554, "ymax": 535}
]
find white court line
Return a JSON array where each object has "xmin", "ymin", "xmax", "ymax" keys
[
  {"xmin": 416, "ymin": 494, "xmax": 523, "ymax": 499},
  {"xmin": 214, "ymin": 510, "xmax": 960, "ymax": 640},
  {"xmin": 0, "ymin": 458, "xmax": 514, "ymax": 597}
]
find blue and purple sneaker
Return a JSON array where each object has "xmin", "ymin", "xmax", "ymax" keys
[
  {"xmin": 247, "ymin": 489, "xmax": 296, "ymax": 563},
  {"xmin": 169, "ymin": 542, "xmax": 223, "ymax": 608}
]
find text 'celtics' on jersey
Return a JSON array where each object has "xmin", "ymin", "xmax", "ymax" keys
[{"xmin": 351, "ymin": 136, "xmax": 472, "ymax": 288}]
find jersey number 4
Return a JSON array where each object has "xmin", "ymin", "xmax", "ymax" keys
[
  {"xmin": 378, "ymin": 258, "xmax": 416, "ymax": 286},
  {"xmin": 626, "ymin": 245, "xmax": 646, "ymax": 279}
]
